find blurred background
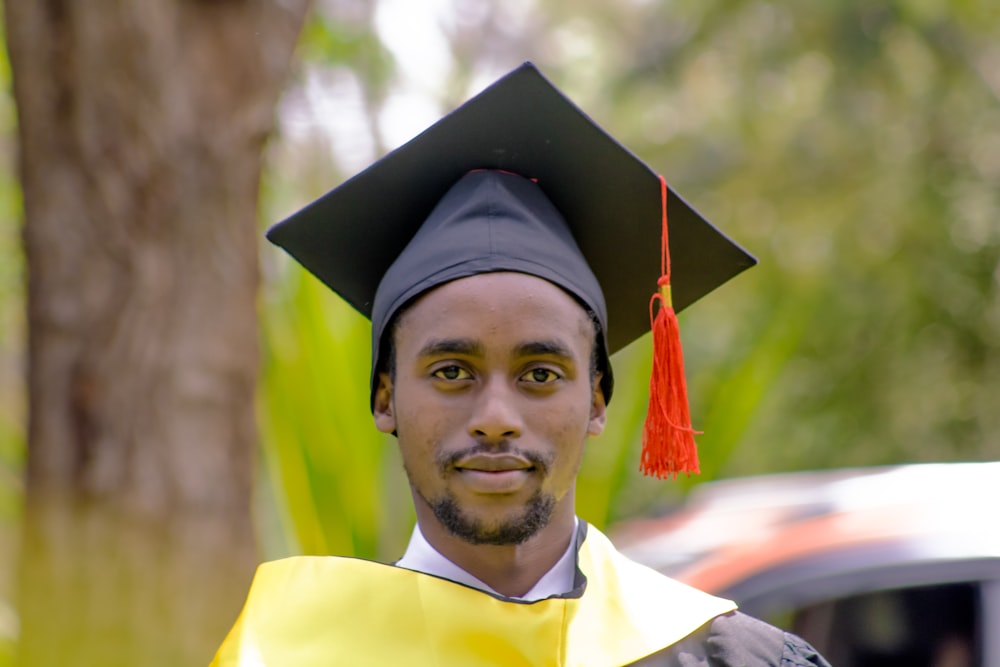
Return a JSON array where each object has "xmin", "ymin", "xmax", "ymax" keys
[{"xmin": 1, "ymin": 0, "xmax": 998, "ymax": 664}]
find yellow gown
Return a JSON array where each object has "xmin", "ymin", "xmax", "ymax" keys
[{"xmin": 211, "ymin": 524, "xmax": 736, "ymax": 667}]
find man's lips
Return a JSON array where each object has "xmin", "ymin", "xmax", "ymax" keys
[
  {"xmin": 452, "ymin": 453, "xmax": 536, "ymax": 494},
  {"xmin": 453, "ymin": 453, "xmax": 535, "ymax": 473}
]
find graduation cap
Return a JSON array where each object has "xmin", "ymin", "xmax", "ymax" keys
[{"xmin": 267, "ymin": 62, "xmax": 756, "ymax": 478}]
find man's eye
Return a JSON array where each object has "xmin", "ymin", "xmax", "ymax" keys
[
  {"xmin": 522, "ymin": 368, "xmax": 559, "ymax": 384},
  {"xmin": 433, "ymin": 366, "xmax": 470, "ymax": 381}
]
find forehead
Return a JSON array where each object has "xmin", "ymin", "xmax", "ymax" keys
[{"xmin": 393, "ymin": 272, "xmax": 594, "ymax": 349}]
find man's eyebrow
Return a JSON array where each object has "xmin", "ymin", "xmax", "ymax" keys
[
  {"xmin": 515, "ymin": 340, "xmax": 575, "ymax": 360},
  {"xmin": 417, "ymin": 338, "xmax": 484, "ymax": 358}
]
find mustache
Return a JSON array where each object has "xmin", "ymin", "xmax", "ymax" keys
[{"xmin": 437, "ymin": 443, "xmax": 553, "ymax": 473}]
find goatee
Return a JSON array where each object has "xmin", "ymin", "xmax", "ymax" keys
[{"xmin": 430, "ymin": 491, "xmax": 555, "ymax": 546}]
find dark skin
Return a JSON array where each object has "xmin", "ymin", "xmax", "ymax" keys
[{"xmin": 373, "ymin": 272, "xmax": 607, "ymax": 597}]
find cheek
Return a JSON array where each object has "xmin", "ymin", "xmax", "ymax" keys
[
  {"xmin": 536, "ymin": 401, "xmax": 592, "ymax": 463},
  {"xmin": 393, "ymin": 378, "xmax": 471, "ymax": 433},
  {"xmin": 394, "ymin": 399, "xmax": 455, "ymax": 463}
]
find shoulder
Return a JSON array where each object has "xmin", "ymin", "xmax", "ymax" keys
[
  {"xmin": 703, "ymin": 612, "xmax": 830, "ymax": 666},
  {"xmin": 638, "ymin": 611, "xmax": 831, "ymax": 667}
]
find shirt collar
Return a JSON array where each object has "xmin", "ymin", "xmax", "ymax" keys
[{"xmin": 395, "ymin": 518, "xmax": 580, "ymax": 601}]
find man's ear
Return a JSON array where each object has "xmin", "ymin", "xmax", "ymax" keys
[
  {"xmin": 373, "ymin": 372, "xmax": 397, "ymax": 434},
  {"xmin": 588, "ymin": 373, "xmax": 607, "ymax": 437}
]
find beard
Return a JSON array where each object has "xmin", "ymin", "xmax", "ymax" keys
[{"xmin": 428, "ymin": 490, "xmax": 556, "ymax": 546}]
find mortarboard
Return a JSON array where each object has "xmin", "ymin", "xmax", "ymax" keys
[{"xmin": 267, "ymin": 62, "xmax": 756, "ymax": 478}]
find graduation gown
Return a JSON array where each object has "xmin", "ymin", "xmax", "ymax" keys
[
  {"xmin": 211, "ymin": 523, "xmax": 829, "ymax": 667},
  {"xmin": 632, "ymin": 611, "xmax": 830, "ymax": 666}
]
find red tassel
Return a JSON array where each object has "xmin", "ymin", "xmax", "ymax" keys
[{"xmin": 641, "ymin": 176, "xmax": 701, "ymax": 479}]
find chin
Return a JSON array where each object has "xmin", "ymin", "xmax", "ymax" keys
[{"xmin": 432, "ymin": 492, "xmax": 556, "ymax": 546}]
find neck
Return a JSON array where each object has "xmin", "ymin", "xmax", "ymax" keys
[{"xmin": 413, "ymin": 496, "xmax": 577, "ymax": 598}]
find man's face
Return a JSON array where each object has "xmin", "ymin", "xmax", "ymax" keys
[{"xmin": 373, "ymin": 272, "xmax": 607, "ymax": 546}]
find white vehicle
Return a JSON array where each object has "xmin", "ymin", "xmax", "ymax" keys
[{"xmin": 613, "ymin": 462, "xmax": 1000, "ymax": 667}]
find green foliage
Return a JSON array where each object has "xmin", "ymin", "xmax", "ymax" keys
[
  {"xmin": 0, "ymin": 0, "xmax": 24, "ymax": 502},
  {"xmin": 258, "ymin": 264, "xmax": 412, "ymax": 561},
  {"xmin": 299, "ymin": 14, "xmax": 394, "ymax": 91},
  {"xmin": 0, "ymin": 9, "xmax": 24, "ymax": 665}
]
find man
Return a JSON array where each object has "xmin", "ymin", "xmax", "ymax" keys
[{"xmin": 212, "ymin": 63, "xmax": 831, "ymax": 666}]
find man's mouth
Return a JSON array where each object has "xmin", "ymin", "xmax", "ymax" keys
[
  {"xmin": 453, "ymin": 453, "xmax": 535, "ymax": 473},
  {"xmin": 452, "ymin": 454, "xmax": 538, "ymax": 493}
]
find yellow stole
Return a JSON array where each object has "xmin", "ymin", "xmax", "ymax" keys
[{"xmin": 211, "ymin": 525, "xmax": 736, "ymax": 666}]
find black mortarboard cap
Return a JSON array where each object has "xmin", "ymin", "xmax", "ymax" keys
[{"xmin": 266, "ymin": 62, "xmax": 756, "ymax": 422}]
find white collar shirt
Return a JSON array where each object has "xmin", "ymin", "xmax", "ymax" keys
[{"xmin": 394, "ymin": 518, "xmax": 580, "ymax": 601}]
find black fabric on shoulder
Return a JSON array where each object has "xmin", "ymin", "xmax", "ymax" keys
[
  {"xmin": 705, "ymin": 612, "xmax": 831, "ymax": 667},
  {"xmin": 779, "ymin": 631, "xmax": 831, "ymax": 667},
  {"xmin": 705, "ymin": 612, "xmax": 785, "ymax": 663},
  {"xmin": 706, "ymin": 612, "xmax": 830, "ymax": 667},
  {"xmin": 629, "ymin": 611, "xmax": 832, "ymax": 667}
]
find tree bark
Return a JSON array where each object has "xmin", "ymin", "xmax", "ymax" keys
[{"xmin": 4, "ymin": 0, "xmax": 310, "ymax": 663}]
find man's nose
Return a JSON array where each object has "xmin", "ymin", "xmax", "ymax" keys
[{"xmin": 468, "ymin": 375, "xmax": 523, "ymax": 442}]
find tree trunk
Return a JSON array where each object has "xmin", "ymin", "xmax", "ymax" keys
[{"xmin": 4, "ymin": 1, "xmax": 309, "ymax": 663}]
